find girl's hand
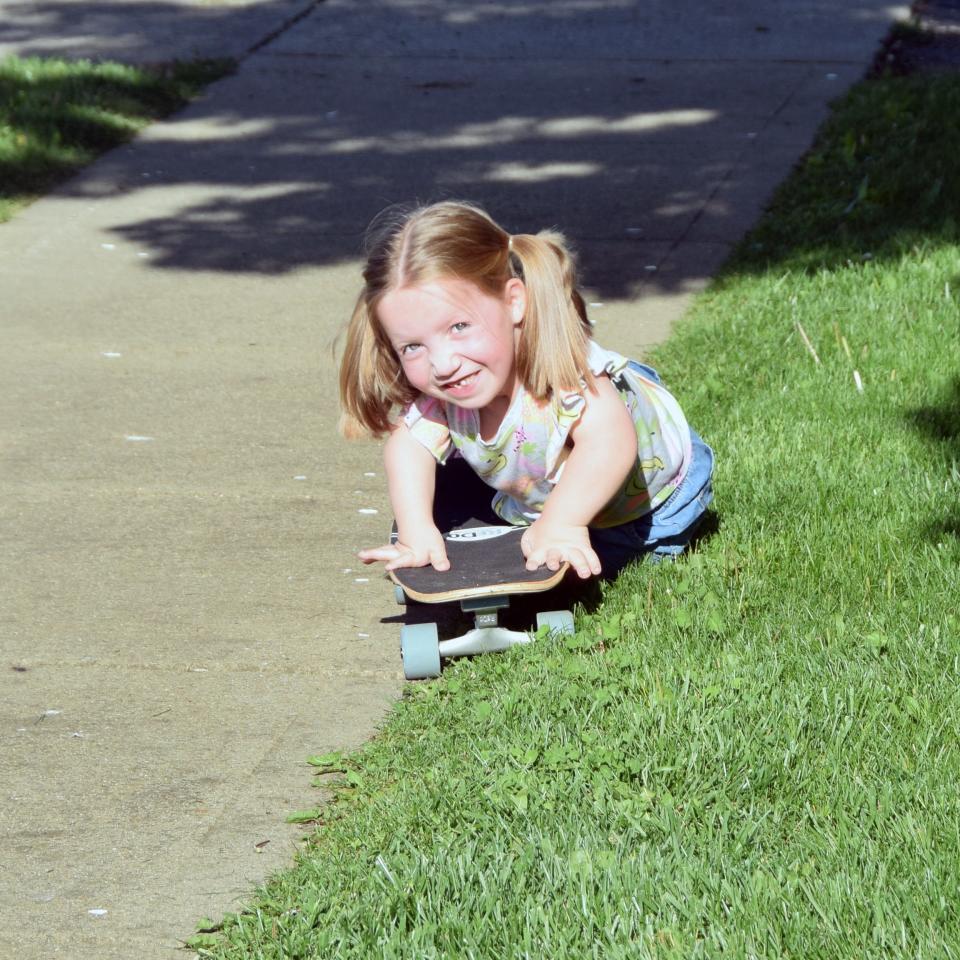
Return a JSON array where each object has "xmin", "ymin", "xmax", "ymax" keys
[
  {"xmin": 520, "ymin": 520, "xmax": 601, "ymax": 580},
  {"xmin": 358, "ymin": 526, "xmax": 450, "ymax": 572}
]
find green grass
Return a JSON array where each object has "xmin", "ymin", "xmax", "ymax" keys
[
  {"xmin": 0, "ymin": 55, "xmax": 232, "ymax": 221},
  {"xmin": 193, "ymin": 74, "xmax": 960, "ymax": 958}
]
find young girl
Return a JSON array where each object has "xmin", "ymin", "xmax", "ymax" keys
[{"xmin": 339, "ymin": 201, "xmax": 713, "ymax": 580}]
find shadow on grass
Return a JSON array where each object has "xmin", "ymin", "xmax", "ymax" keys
[
  {"xmin": 896, "ymin": 333, "xmax": 960, "ymax": 552},
  {"xmin": 908, "ymin": 377, "xmax": 960, "ymax": 547},
  {"xmin": 926, "ymin": 516, "xmax": 960, "ymax": 546},
  {"xmin": 0, "ymin": 57, "xmax": 232, "ymax": 201},
  {"xmin": 721, "ymin": 73, "xmax": 960, "ymax": 281},
  {"xmin": 908, "ymin": 377, "xmax": 960, "ymax": 448}
]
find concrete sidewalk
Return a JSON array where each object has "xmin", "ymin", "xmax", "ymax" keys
[{"xmin": 1, "ymin": 2, "xmax": 903, "ymax": 956}]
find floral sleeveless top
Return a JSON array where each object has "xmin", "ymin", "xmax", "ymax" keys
[{"xmin": 402, "ymin": 341, "xmax": 692, "ymax": 528}]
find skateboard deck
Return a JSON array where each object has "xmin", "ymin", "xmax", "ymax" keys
[
  {"xmin": 385, "ymin": 460, "xmax": 576, "ymax": 679},
  {"xmin": 388, "ymin": 517, "xmax": 569, "ymax": 604}
]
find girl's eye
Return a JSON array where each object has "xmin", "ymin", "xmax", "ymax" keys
[
  {"xmin": 452, "ymin": 321, "xmax": 469, "ymax": 333},
  {"xmin": 398, "ymin": 343, "xmax": 421, "ymax": 357}
]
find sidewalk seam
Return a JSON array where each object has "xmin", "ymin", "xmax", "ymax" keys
[
  {"xmin": 242, "ymin": 0, "xmax": 328, "ymax": 62},
  {"xmin": 663, "ymin": 67, "xmax": 826, "ymax": 269}
]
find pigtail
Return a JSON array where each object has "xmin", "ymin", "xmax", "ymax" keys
[
  {"xmin": 338, "ymin": 293, "xmax": 416, "ymax": 438},
  {"xmin": 510, "ymin": 230, "xmax": 594, "ymax": 399}
]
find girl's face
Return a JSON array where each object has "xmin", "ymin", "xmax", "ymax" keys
[{"xmin": 378, "ymin": 277, "xmax": 525, "ymax": 415}]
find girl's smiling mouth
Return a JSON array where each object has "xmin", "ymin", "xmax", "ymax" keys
[{"xmin": 440, "ymin": 371, "xmax": 480, "ymax": 394}]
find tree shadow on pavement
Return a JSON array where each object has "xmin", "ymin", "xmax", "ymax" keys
[
  {"xmin": 94, "ymin": 50, "xmax": 742, "ymax": 300},
  {"xmin": 3, "ymin": 0, "xmax": 898, "ymax": 300},
  {"xmin": 0, "ymin": 0, "xmax": 314, "ymax": 64}
]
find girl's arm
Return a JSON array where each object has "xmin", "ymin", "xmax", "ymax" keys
[
  {"xmin": 358, "ymin": 421, "xmax": 450, "ymax": 571},
  {"xmin": 521, "ymin": 375, "xmax": 638, "ymax": 578}
]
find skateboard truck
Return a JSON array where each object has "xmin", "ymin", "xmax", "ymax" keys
[
  {"xmin": 395, "ymin": 589, "xmax": 574, "ymax": 680},
  {"xmin": 442, "ymin": 595, "xmax": 532, "ymax": 656}
]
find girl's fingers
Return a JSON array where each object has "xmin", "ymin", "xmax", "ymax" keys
[
  {"xmin": 384, "ymin": 546, "xmax": 421, "ymax": 571},
  {"xmin": 366, "ymin": 543, "xmax": 449, "ymax": 572},
  {"xmin": 361, "ymin": 543, "xmax": 423, "ymax": 569},
  {"xmin": 524, "ymin": 547, "xmax": 561, "ymax": 571},
  {"xmin": 567, "ymin": 548, "xmax": 600, "ymax": 579},
  {"xmin": 526, "ymin": 552, "xmax": 559, "ymax": 572},
  {"xmin": 567, "ymin": 546, "xmax": 602, "ymax": 578},
  {"xmin": 358, "ymin": 544, "xmax": 400, "ymax": 564},
  {"xmin": 525, "ymin": 545, "xmax": 600, "ymax": 579}
]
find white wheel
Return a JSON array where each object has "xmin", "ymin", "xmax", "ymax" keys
[
  {"xmin": 536, "ymin": 610, "xmax": 575, "ymax": 636},
  {"xmin": 400, "ymin": 622, "xmax": 441, "ymax": 679},
  {"xmin": 394, "ymin": 584, "xmax": 407, "ymax": 605}
]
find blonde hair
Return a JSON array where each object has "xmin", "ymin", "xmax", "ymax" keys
[{"xmin": 339, "ymin": 201, "xmax": 593, "ymax": 438}]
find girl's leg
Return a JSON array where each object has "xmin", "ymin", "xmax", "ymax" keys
[{"xmin": 589, "ymin": 427, "xmax": 714, "ymax": 578}]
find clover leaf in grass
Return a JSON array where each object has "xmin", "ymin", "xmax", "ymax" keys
[
  {"xmin": 542, "ymin": 743, "xmax": 578, "ymax": 771},
  {"xmin": 473, "ymin": 701, "xmax": 493, "ymax": 722},
  {"xmin": 306, "ymin": 751, "xmax": 346, "ymax": 770},
  {"xmin": 706, "ymin": 610, "xmax": 726, "ymax": 633},
  {"xmin": 185, "ymin": 933, "xmax": 221, "ymax": 950},
  {"xmin": 568, "ymin": 848, "xmax": 593, "ymax": 876},
  {"xmin": 286, "ymin": 808, "xmax": 322, "ymax": 824},
  {"xmin": 600, "ymin": 615, "xmax": 622, "ymax": 639},
  {"xmin": 508, "ymin": 744, "xmax": 539, "ymax": 768},
  {"xmin": 903, "ymin": 694, "xmax": 923, "ymax": 721}
]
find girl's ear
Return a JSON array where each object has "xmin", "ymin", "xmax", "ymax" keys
[{"xmin": 504, "ymin": 277, "xmax": 526, "ymax": 326}]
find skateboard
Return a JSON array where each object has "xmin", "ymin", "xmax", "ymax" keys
[{"xmin": 389, "ymin": 517, "xmax": 576, "ymax": 680}]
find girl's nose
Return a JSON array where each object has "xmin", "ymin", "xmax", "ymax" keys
[{"xmin": 430, "ymin": 349, "xmax": 461, "ymax": 379}]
